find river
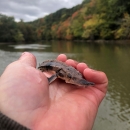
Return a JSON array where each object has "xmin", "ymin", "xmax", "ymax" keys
[{"xmin": 0, "ymin": 41, "xmax": 130, "ymax": 130}]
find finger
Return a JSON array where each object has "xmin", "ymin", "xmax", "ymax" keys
[
  {"xmin": 56, "ymin": 54, "xmax": 67, "ymax": 62},
  {"xmin": 65, "ymin": 59, "xmax": 78, "ymax": 68},
  {"xmin": 56, "ymin": 54, "xmax": 79, "ymax": 68},
  {"xmin": 76, "ymin": 63, "xmax": 88, "ymax": 73},
  {"xmin": 83, "ymin": 68, "xmax": 108, "ymax": 93},
  {"xmin": 19, "ymin": 52, "xmax": 37, "ymax": 68}
]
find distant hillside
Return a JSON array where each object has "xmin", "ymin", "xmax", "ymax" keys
[
  {"xmin": 28, "ymin": 2, "xmax": 85, "ymax": 40},
  {"xmin": 0, "ymin": 0, "xmax": 130, "ymax": 42}
]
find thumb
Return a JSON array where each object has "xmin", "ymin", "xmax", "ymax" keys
[{"xmin": 19, "ymin": 52, "xmax": 37, "ymax": 68}]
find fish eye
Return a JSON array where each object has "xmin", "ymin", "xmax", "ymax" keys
[
  {"xmin": 67, "ymin": 73, "xmax": 71, "ymax": 79},
  {"xmin": 58, "ymin": 72, "xmax": 64, "ymax": 77}
]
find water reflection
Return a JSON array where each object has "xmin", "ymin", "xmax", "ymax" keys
[
  {"xmin": 9, "ymin": 44, "xmax": 50, "ymax": 50},
  {"xmin": 0, "ymin": 41, "xmax": 130, "ymax": 130}
]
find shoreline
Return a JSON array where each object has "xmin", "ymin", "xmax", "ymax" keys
[{"xmin": 0, "ymin": 39, "xmax": 130, "ymax": 45}]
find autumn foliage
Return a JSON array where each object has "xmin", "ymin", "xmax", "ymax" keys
[{"xmin": 0, "ymin": 0, "xmax": 130, "ymax": 42}]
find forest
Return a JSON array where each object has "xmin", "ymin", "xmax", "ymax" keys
[{"xmin": 0, "ymin": 0, "xmax": 130, "ymax": 42}]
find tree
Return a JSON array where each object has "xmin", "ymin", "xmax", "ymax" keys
[
  {"xmin": 115, "ymin": 13, "xmax": 130, "ymax": 39},
  {"xmin": 0, "ymin": 14, "xmax": 17, "ymax": 42},
  {"xmin": 14, "ymin": 30, "xmax": 24, "ymax": 42},
  {"xmin": 70, "ymin": 15, "xmax": 84, "ymax": 39}
]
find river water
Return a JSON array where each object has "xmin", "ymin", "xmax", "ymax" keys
[{"xmin": 0, "ymin": 41, "xmax": 130, "ymax": 130}]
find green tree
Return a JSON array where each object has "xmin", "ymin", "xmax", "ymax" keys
[
  {"xmin": 70, "ymin": 15, "xmax": 84, "ymax": 39},
  {"xmin": 14, "ymin": 30, "xmax": 24, "ymax": 42},
  {"xmin": 0, "ymin": 14, "xmax": 17, "ymax": 42},
  {"xmin": 17, "ymin": 21, "xmax": 37, "ymax": 42},
  {"xmin": 115, "ymin": 13, "xmax": 130, "ymax": 39}
]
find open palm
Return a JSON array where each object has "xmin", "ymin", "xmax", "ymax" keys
[{"xmin": 0, "ymin": 52, "xmax": 108, "ymax": 130}]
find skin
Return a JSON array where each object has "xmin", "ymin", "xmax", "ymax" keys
[{"xmin": 0, "ymin": 52, "xmax": 108, "ymax": 130}]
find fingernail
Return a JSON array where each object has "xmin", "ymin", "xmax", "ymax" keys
[
  {"xmin": 21, "ymin": 52, "xmax": 27, "ymax": 56},
  {"xmin": 19, "ymin": 52, "xmax": 27, "ymax": 59}
]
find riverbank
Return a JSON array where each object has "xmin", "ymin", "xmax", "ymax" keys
[
  {"xmin": 1, "ymin": 39, "xmax": 130, "ymax": 45},
  {"xmin": 72, "ymin": 39, "xmax": 130, "ymax": 44}
]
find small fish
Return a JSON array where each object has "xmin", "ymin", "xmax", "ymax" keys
[{"xmin": 38, "ymin": 60, "xmax": 95, "ymax": 87}]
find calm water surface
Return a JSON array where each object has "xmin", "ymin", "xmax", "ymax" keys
[{"xmin": 0, "ymin": 41, "xmax": 130, "ymax": 130}]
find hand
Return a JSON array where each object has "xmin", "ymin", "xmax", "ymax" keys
[{"xmin": 0, "ymin": 52, "xmax": 108, "ymax": 130}]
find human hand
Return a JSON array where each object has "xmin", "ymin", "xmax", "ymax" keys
[{"xmin": 0, "ymin": 52, "xmax": 108, "ymax": 130}]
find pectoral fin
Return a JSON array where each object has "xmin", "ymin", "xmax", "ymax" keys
[{"xmin": 47, "ymin": 74, "xmax": 57, "ymax": 84}]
